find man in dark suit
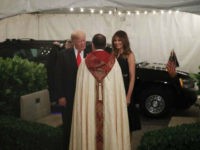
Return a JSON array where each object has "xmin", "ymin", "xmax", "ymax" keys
[
  {"xmin": 47, "ymin": 39, "xmax": 73, "ymax": 102},
  {"xmin": 55, "ymin": 30, "xmax": 91, "ymax": 150}
]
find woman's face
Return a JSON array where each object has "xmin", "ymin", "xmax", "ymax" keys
[{"xmin": 113, "ymin": 36, "xmax": 123, "ymax": 50}]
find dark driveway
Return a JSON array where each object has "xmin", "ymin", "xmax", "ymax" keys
[{"xmin": 131, "ymin": 99, "xmax": 200, "ymax": 150}]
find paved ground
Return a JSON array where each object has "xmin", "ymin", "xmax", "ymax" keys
[
  {"xmin": 51, "ymin": 98, "xmax": 200, "ymax": 150},
  {"xmin": 131, "ymin": 101, "xmax": 200, "ymax": 150}
]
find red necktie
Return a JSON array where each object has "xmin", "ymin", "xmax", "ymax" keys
[{"xmin": 77, "ymin": 51, "xmax": 81, "ymax": 66}]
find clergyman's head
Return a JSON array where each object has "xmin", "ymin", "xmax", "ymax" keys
[{"xmin": 92, "ymin": 33, "xmax": 106, "ymax": 50}]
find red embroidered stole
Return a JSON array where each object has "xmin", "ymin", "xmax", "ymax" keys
[{"xmin": 85, "ymin": 50, "xmax": 115, "ymax": 150}]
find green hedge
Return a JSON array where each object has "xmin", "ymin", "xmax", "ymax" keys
[
  {"xmin": 190, "ymin": 66, "xmax": 200, "ymax": 94},
  {"xmin": 0, "ymin": 116, "xmax": 63, "ymax": 150},
  {"xmin": 0, "ymin": 56, "xmax": 47, "ymax": 116},
  {"xmin": 138, "ymin": 122, "xmax": 200, "ymax": 150}
]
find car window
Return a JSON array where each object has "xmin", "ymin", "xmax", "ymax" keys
[
  {"xmin": 30, "ymin": 48, "xmax": 38, "ymax": 57},
  {"xmin": 0, "ymin": 39, "xmax": 61, "ymax": 65}
]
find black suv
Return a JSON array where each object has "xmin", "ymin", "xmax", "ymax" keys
[
  {"xmin": 133, "ymin": 62, "xmax": 197, "ymax": 117},
  {"xmin": 0, "ymin": 39, "xmax": 198, "ymax": 117},
  {"xmin": 0, "ymin": 39, "xmax": 64, "ymax": 64}
]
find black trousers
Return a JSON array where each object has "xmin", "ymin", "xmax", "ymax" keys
[
  {"xmin": 61, "ymin": 100, "xmax": 74, "ymax": 150},
  {"xmin": 128, "ymin": 103, "xmax": 141, "ymax": 131}
]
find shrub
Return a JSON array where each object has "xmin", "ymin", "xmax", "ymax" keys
[
  {"xmin": 138, "ymin": 122, "xmax": 200, "ymax": 150},
  {"xmin": 0, "ymin": 115, "xmax": 63, "ymax": 150},
  {"xmin": 0, "ymin": 56, "xmax": 47, "ymax": 116},
  {"xmin": 190, "ymin": 66, "xmax": 200, "ymax": 94}
]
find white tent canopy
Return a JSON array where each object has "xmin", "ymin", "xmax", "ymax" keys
[
  {"xmin": 1, "ymin": 0, "xmax": 200, "ymax": 19},
  {"xmin": 0, "ymin": 0, "xmax": 200, "ymax": 73}
]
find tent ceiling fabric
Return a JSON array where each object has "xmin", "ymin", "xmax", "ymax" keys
[
  {"xmin": 1, "ymin": 0, "xmax": 200, "ymax": 74},
  {"xmin": 1, "ymin": 0, "xmax": 200, "ymax": 19}
]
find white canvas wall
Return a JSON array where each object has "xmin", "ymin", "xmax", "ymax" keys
[{"xmin": 0, "ymin": 12, "xmax": 200, "ymax": 73}]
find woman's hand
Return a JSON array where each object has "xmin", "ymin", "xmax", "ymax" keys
[{"xmin": 126, "ymin": 96, "xmax": 131, "ymax": 105}]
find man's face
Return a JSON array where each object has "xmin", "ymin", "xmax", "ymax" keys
[{"xmin": 73, "ymin": 35, "xmax": 86, "ymax": 51}]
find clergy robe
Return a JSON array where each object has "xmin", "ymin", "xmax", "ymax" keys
[{"xmin": 70, "ymin": 50, "xmax": 131, "ymax": 150}]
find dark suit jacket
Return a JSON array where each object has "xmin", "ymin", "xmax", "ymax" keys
[
  {"xmin": 46, "ymin": 45, "xmax": 63, "ymax": 102},
  {"xmin": 55, "ymin": 47, "xmax": 91, "ymax": 102}
]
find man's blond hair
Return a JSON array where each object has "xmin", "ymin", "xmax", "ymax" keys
[{"xmin": 71, "ymin": 30, "xmax": 86, "ymax": 41}]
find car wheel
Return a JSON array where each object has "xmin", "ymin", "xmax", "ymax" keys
[{"xmin": 140, "ymin": 87, "xmax": 173, "ymax": 117}]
